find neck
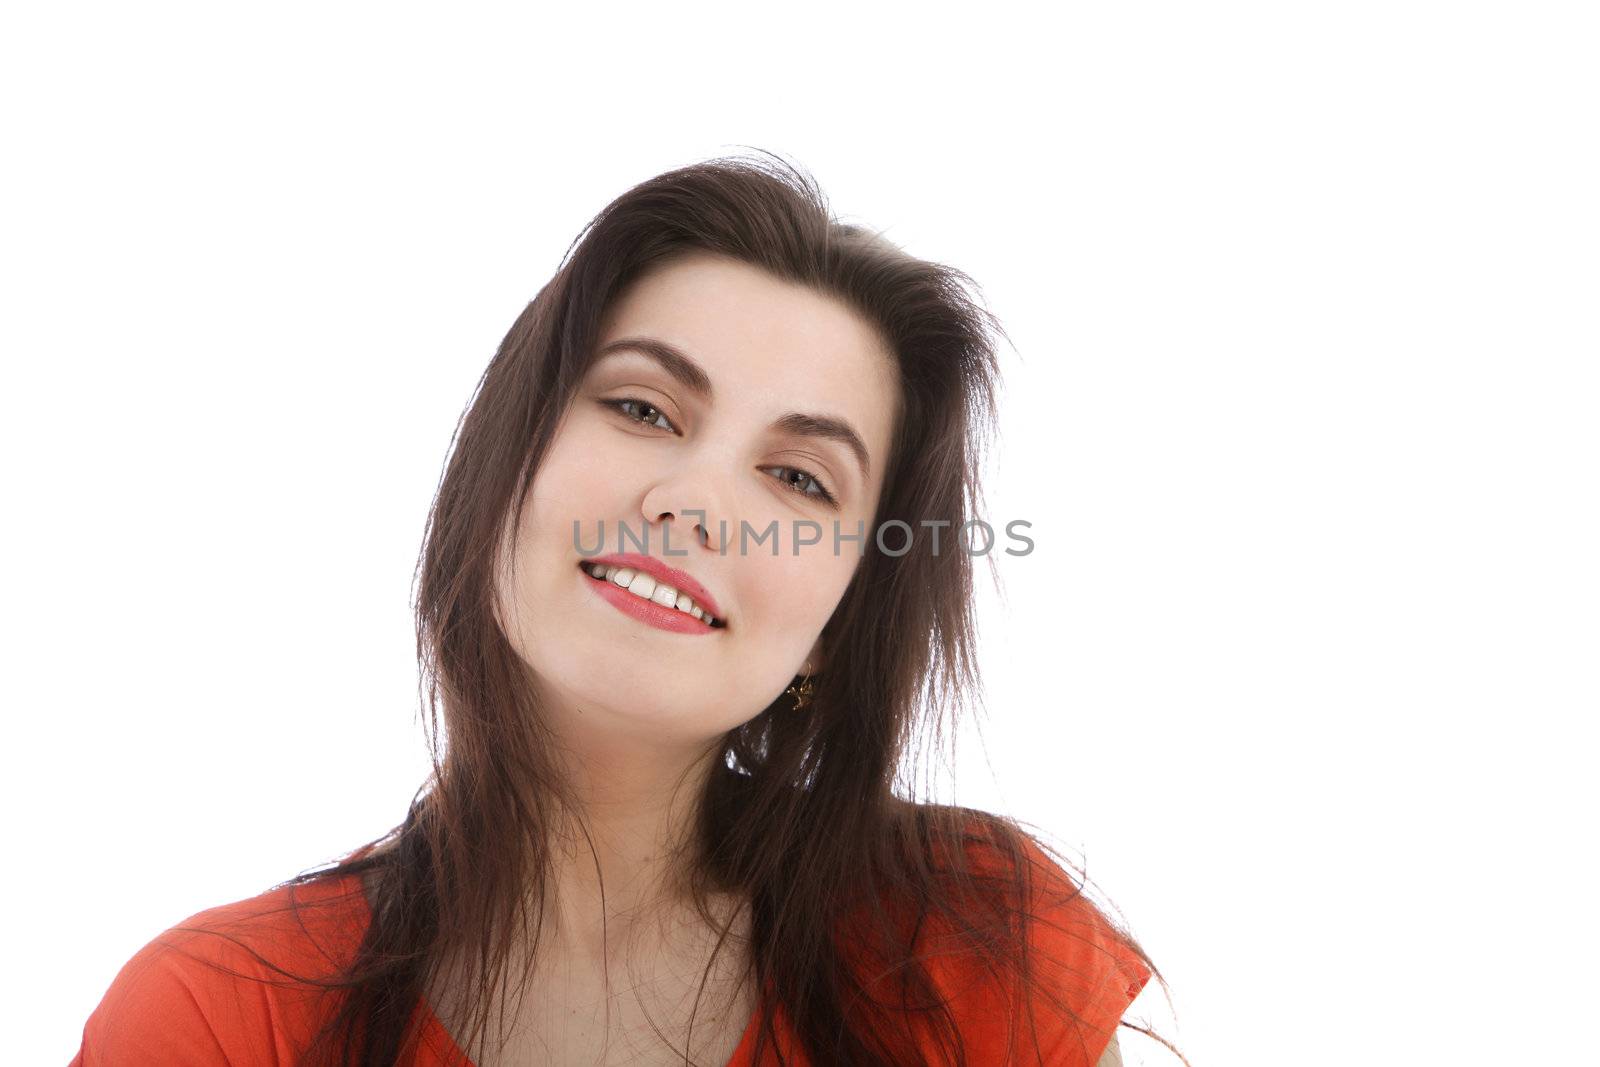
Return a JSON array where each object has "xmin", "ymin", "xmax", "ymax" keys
[{"xmin": 535, "ymin": 723, "xmax": 729, "ymax": 959}]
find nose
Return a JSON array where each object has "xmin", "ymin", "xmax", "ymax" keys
[{"xmin": 640, "ymin": 469, "xmax": 723, "ymax": 554}]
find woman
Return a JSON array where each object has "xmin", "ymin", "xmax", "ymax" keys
[{"xmin": 71, "ymin": 153, "xmax": 1173, "ymax": 1066}]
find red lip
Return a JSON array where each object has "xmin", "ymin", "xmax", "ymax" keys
[
  {"xmin": 583, "ymin": 552, "xmax": 726, "ymax": 621},
  {"xmin": 585, "ymin": 574, "xmax": 717, "ymax": 635}
]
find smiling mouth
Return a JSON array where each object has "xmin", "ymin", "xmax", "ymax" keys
[{"xmin": 578, "ymin": 561, "xmax": 727, "ymax": 629}]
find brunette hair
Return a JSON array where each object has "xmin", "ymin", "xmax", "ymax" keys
[{"xmin": 211, "ymin": 151, "xmax": 1181, "ymax": 1065}]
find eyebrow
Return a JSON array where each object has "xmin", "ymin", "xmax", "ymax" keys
[{"xmin": 594, "ymin": 336, "xmax": 873, "ymax": 483}]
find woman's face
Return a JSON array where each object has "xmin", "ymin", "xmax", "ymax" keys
[{"xmin": 496, "ymin": 251, "xmax": 900, "ymax": 751}]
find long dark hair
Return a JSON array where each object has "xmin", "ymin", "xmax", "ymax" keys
[{"xmin": 222, "ymin": 151, "xmax": 1179, "ymax": 1065}]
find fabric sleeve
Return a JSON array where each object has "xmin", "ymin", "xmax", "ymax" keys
[
  {"xmin": 919, "ymin": 829, "xmax": 1155, "ymax": 1066},
  {"xmin": 70, "ymin": 932, "xmax": 241, "ymax": 1066},
  {"xmin": 69, "ymin": 908, "xmax": 339, "ymax": 1067},
  {"xmin": 1021, "ymin": 842, "xmax": 1154, "ymax": 1066}
]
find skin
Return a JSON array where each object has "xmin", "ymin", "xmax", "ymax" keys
[{"xmin": 454, "ymin": 251, "xmax": 900, "ymax": 1061}]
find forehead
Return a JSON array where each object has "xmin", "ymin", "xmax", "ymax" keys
[{"xmin": 594, "ymin": 253, "xmax": 901, "ymax": 476}]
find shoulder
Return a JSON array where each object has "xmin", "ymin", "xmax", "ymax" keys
[
  {"xmin": 70, "ymin": 869, "xmax": 372, "ymax": 1067},
  {"xmin": 922, "ymin": 816, "xmax": 1154, "ymax": 1067}
]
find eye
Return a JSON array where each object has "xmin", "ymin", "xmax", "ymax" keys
[
  {"xmin": 602, "ymin": 396, "xmax": 678, "ymax": 434},
  {"xmin": 602, "ymin": 396, "xmax": 837, "ymax": 506},
  {"xmin": 762, "ymin": 465, "xmax": 838, "ymax": 507}
]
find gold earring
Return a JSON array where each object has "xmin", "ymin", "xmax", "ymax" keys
[{"xmin": 786, "ymin": 663, "xmax": 815, "ymax": 710}]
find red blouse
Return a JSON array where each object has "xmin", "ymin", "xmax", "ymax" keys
[{"xmin": 71, "ymin": 837, "xmax": 1150, "ymax": 1065}]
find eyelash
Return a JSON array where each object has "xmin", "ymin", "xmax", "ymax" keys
[{"xmin": 601, "ymin": 396, "xmax": 839, "ymax": 507}]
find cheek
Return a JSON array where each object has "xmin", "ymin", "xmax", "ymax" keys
[
  {"xmin": 524, "ymin": 425, "xmax": 620, "ymax": 536},
  {"xmin": 749, "ymin": 550, "xmax": 859, "ymax": 632}
]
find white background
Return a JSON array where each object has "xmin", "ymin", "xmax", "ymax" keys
[{"xmin": 6, "ymin": 3, "xmax": 1596, "ymax": 1065}]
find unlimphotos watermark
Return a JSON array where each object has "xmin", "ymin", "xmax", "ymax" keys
[{"xmin": 573, "ymin": 513, "xmax": 1034, "ymax": 558}]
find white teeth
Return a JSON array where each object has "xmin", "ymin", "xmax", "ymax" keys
[{"xmin": 583, "ymin": 562, "xmax": 718, "ymax": 625}]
